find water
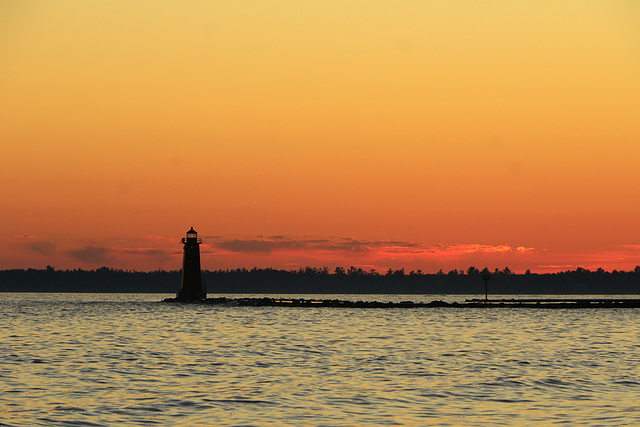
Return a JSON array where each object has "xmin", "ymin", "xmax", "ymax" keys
[{"xmin": 2, "ymin": 293, "xmax": 640, "ymax": 426}]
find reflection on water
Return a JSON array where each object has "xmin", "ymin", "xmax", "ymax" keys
[{"xmin": 1, "ymin": 293, "xmax": 640, "ymax": 426}]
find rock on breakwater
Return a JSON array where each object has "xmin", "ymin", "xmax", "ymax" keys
[{"xmin": 162, "ymin": 296, "xmax": 640, "ymax": 308}]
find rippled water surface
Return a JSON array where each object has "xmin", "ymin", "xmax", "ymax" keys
[{"xmin": 2, "ymin": 293, "xmax": 640, "ymax": 426}]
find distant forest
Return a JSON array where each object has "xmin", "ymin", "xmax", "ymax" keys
[{"xmin": 1, "ymin": 265, "xmax": 640, "ymax": 294}]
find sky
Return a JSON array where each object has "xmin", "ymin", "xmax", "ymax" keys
[{"xmin": 1, "ymin": 1, "xmax": 639, "ymax": 273}]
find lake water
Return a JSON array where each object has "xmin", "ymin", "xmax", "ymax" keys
[{"xmin": 2, "ymin": 293, "xmax": 640, "ymax": 426}]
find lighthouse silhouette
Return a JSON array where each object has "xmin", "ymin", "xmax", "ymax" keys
[{"xmin": 177, "ymin": 227, "xmax": 206, "ymax": 300}]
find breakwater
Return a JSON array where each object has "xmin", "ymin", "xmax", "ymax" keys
[{"xmin": 162, "ymin": 296, "xmax": 640, "ymax": 308}]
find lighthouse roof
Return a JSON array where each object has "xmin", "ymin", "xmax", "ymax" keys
[{"xmin": 187, "ymin": 227, "xmax": 197, "ymax": 234}]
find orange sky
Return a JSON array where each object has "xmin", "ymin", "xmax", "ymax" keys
[{"xmin": 1, "ymin": 1, "xmax": 639, "ymax": 273}]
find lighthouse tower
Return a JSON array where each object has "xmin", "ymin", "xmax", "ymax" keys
[{"xmin": 177, "ymin": 227, "xmax": 206, "ymax": 300}]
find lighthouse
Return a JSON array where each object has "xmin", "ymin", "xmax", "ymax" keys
[{"xmin": 177, "ymin": 227, "xmax": 206, "ymax": 300}]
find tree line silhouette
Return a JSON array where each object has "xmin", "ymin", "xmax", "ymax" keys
[{"xmin": 1, "ymin": 265, "xmax": 639, "ymax": 294}]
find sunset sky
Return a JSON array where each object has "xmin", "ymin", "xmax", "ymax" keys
[{"xmin": 2, "ymin": 1, "xmax": 639, "ymax": 273}]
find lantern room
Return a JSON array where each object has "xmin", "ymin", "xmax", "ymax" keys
[{"xmin": 182, "ymin": 227, "xmax": 202, "ymax": 244}]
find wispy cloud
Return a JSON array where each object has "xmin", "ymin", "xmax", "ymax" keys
[
  {"xmin": 208, "ymin": 236, "xmax": 535, "ymax": 259},
  {"xmin": 210, "ymin": 236, "xmax": 425, "ymax": 254},
  {"xmin": 538, "ymin": 264, "xmax": 577, "ymax": 270},
  {"xmin": 516, "ymin": 246, "xmax": 535, "ymax": 253},
  {"xmin": 113, "ymin": 247, "xmax": 181, "ymax": 264},
  {"xmin": 11, "ymin": 235, "xmax": 57, "ymax": 256},
  {"xmin": 4, "ymin": 233, "xmax": 542, "ymax": 272},
  {"xmin": 65, "ymin": 244, "xmax": 181, "ymax": 266},
  {"xmin": 439, "ymin": 244, "xmax": 533, "ymax": 255},
  {"xmin": 66, "ymin": 245, "xmax": 113, "ymax": 264},
  {"xmin": 26, "ymin": 240, "xmax": 57, "ymax": 256},
  {"xmin": 216, "ymin": 239, "xmax": 306, "ymax": 253},
  {"xmin": 115, "ymin": 248, "xmax": 181, "ymax": 256}
]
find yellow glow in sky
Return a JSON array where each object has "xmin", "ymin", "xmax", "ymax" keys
[{"xmin": 1, "ymin": 1, "xmax": 639, "ymax": 272}]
